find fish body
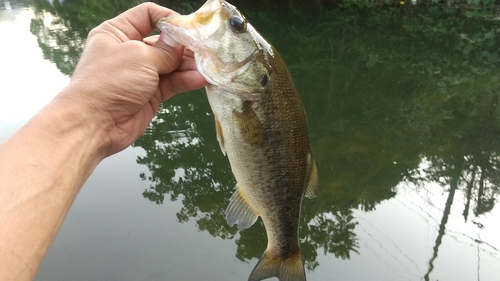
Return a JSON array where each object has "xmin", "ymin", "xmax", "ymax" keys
[{"xmin": 156, "ymin": 1, "xmax": 318, "ymax": 280}]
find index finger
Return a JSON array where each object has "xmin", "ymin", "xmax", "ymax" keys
[{"xmin": 104, "ymin": 2, "xmax": 180, "ymax": 42}]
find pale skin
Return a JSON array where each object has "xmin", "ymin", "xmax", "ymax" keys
[{"xmin": 0, "ymin": 3, "xmax": 208, "ymax": 280}]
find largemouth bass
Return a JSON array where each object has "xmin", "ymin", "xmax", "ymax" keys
[{"xmin": 156, "ymin": 1, "xmax": 318, "ymax": 280}]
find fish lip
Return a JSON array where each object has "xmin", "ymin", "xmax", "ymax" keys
[
  {"xmin": 155, "ymin": 16, "xmax": 194, "ymax": 45},
  {"xmin": 155, "ymin": 12, "xmax": 222, "ymax": 56},
  {"xmin": 155, "ymin": 17, "xmax": 183, "ymax": 32},
  {"xmin": 194, "ymin": 0, "xmax": 223, "ymax": 23},
  {"xmin": 155, "ymin": 0, "xmax": 223, "ymax": 44},
  {"xmin": 198, "ymin": 0, "xmax": 223, "ymax": 12}
]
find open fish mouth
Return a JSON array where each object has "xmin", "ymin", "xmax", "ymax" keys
[{"xmin": 155, "ymin": 0, "xmax": 223, "ymax": 55}]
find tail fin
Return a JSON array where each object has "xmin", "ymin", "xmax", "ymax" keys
[{"xmin": 248, "ymin": 250, "xmax": 306, "ymax": 281}]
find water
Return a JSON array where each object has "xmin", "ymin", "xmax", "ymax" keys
[{"xmin": 1, "ymin": 0, "xmax": 499, "ymax": 280}]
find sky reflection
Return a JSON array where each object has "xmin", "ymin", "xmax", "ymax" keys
[{"xmin": 0, "ymin": 7, "xmax": 67, "ymax": 140}]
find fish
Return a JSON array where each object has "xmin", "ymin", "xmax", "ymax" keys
[{"xmin": 156, "ymin": 1, "xmax": 318, "ymax": 280}]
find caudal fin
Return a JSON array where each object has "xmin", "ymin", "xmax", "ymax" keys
[{"xmin": 248, "ymin": 250, "xmax": 306, "ymax": 281}]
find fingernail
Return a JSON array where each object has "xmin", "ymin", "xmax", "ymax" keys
[{"xmin": 159, "ymin": 33, "xmax": 179, "ymax": 48}]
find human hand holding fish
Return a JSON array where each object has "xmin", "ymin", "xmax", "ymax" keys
[
  {"xmin": 67, "ymin": 2, "xmax": 208, "ymax": 155},
  {"xmin": 0, "ymin": 3, "xmax": 207, "ymax": 281}
]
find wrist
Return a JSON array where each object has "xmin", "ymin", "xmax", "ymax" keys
[{"xmin": 49, "ymin": 83, "xmax": 114, "ymax": 160}]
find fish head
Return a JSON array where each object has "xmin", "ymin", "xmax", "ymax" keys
[{"xmin": 156, "ymin": 0, "xmax": 272, "ymax": 101}]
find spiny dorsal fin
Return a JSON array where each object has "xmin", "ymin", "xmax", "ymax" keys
[
  {"xmin": 233, "ymin": 102, "xmax": 266, "ymax": 147},
  {"xmin": 214, "ymin": 115, "xmax": 226, "ymax": 156},
  {"xmin": 225, "ymin": 186, "xmax": 259, "ymax": 230},
  {"xmin": 305, "ymin": 156, "xmax": 318, "ymax": 199}
]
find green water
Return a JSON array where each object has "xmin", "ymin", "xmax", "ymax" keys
[{"xmin": 3, "ymin": 0, "xmax": 500, "ymax": 280}]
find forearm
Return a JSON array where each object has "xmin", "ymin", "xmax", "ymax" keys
[
  {"xmin": 0, "ymin": 2, "xmax": 207, "ymax": 279},
  {"xmin": 0, "ymin": 88, "xmax": 109, "ymax": 280}
]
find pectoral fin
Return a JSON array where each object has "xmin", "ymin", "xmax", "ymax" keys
[
  {"xmin": 233, "ymin": 102, "xmax": 266, "ymax": 147},
  {"xmin": 305, "ymin": 156, "xmax": 318, "ymax": 199},
  {"xmin": 225, "ymin": 185, "xmax": 259, "ymax": 230},
  {"xmin": 214, "ymin": 115, "xmax": 226, "ymax": 156}
]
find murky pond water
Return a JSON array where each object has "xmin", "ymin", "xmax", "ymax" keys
[{"xmin": 1, "ymin": 0, "xmax": 500, "ymax": 280}]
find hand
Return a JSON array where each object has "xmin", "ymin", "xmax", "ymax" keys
[
  {"xmin": 0, "ymin": 4, "xmax": 207, "ymax": 281},
  {"xmin": 58, "ymin": 2, "xmax": 207, "ymax": 156}
]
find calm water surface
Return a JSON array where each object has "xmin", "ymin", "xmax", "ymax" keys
[{"xmin": 1, "ymin": 0, "xmax": 500, "ymax": 280}]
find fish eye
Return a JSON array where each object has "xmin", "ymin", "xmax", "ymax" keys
[
  {"xmin": 229, "ymin": 16, "xmax": 245, "ymax": 33},
  {"xmin": 260, "ymin": 74, "xmax": 269, "ymax": 87}
]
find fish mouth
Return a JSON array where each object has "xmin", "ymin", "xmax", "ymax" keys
[
  {"xmin": 156, "ymin": 0, "xmax": 263, "ymax": 101},
  {"xmin": 155, "ymin": 0, "xmax": 223, "ymax": 49},
  {"xmin": 157, "ymin": 18, "xmax": 258, "ymax": 93},
  {"xmin": 155, "ymin": 17, "xmax": 206, "ymax": 53},
  {"xmin": 155, "ymin": 1, "xmax": 226, "ymax": 67}
]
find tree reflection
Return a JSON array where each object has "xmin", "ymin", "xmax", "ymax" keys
[
  {"xmin": 30, "ymin": 0, "xmax": 142, "ymax": 75},
  {"xmin": 30, "ymin": 0, "xmax": 500, "ymax": 275},
  {"xmin": 134, "ymin": 91, "xmax": 239, "ymax": 239},
  {"xmin": 133, "ymin": 90, "xmax": 361, "ymax": 266}
]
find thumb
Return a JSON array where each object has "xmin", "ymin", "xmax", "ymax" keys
[{"xmin": 150, "ymin": 33, "xmax": 185, "ymax": 74}]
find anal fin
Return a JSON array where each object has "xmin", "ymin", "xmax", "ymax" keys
[
  {"xmin": 305, "ymin": 155, "xmax": 319, "ymax": 199},
  {"xmin": 225, "ymin": 185, "xmax": 259, "ymax": 230}
]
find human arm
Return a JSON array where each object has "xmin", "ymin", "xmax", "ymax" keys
[{"xmin": 0, "ymin": 3, "xmax": 207, "ymax": 280}]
